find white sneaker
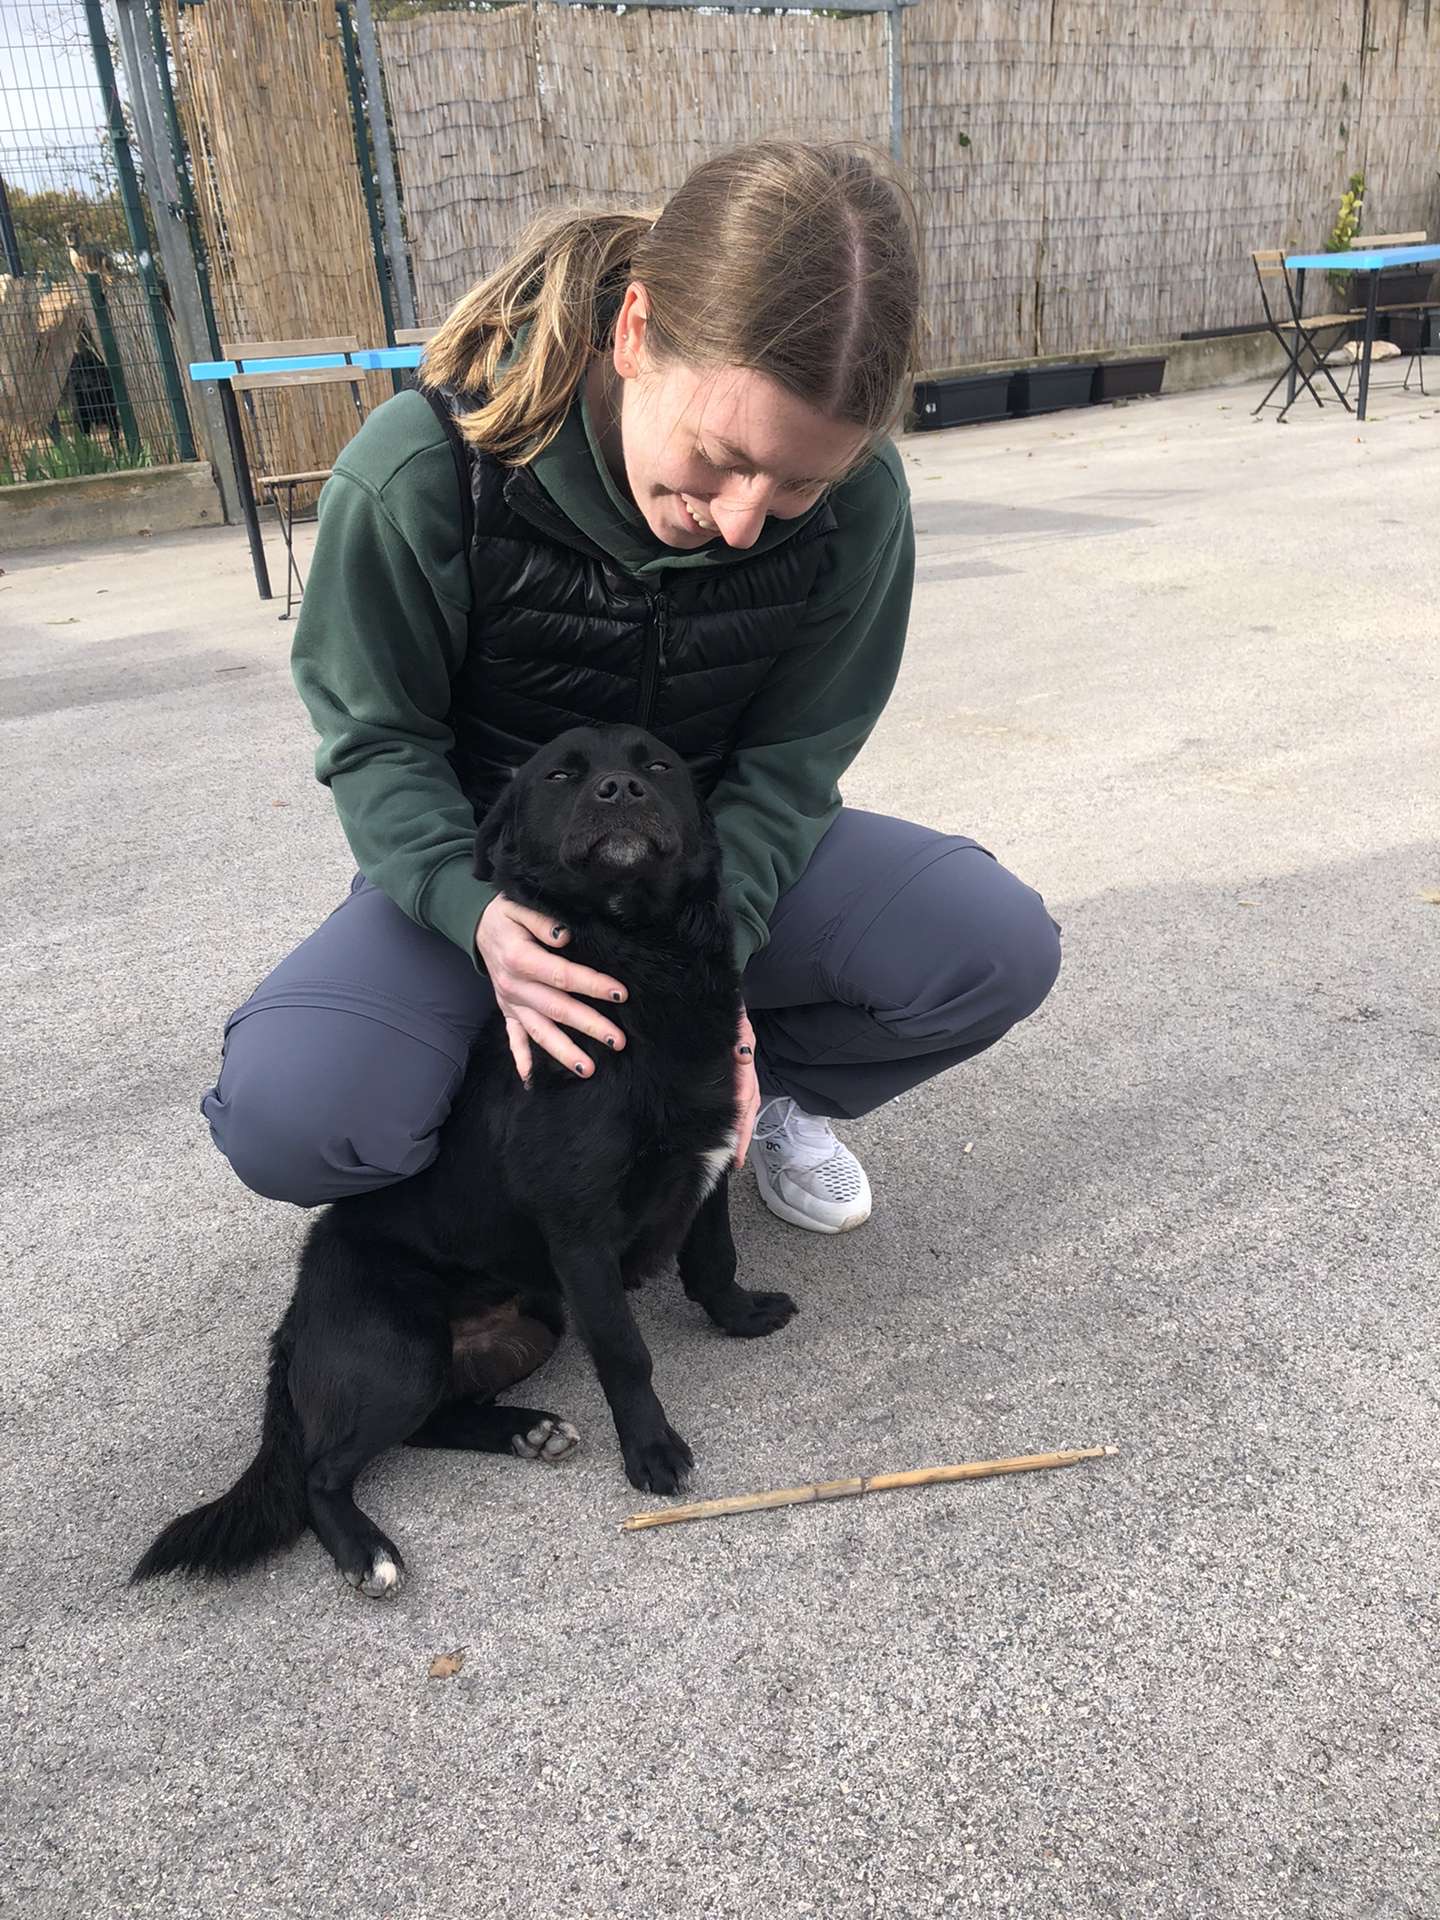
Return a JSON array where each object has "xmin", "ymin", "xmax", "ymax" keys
[{"xmin": 752, "ymin": 1096, "xmax": 872, "ymax": 1234}]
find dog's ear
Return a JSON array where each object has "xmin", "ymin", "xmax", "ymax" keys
[{"xmin": 473, "ymin": 773, "xmax": 521, "ymax": 882}]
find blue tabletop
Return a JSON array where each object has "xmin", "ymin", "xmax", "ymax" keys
[
  {"xmin": 186, "ymin": 344, "xmax": 425, "ymax": 381},
  {"xmin": 1285, "ymin": 243, "xmax": 1440, "ymax": 272}
]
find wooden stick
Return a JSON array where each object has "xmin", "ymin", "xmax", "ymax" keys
[{"xmin": 618, "ymin": 1444, "xmax": 1119, "ymax": 1533}]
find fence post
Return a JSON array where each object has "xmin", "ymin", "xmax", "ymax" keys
[
  {"xmin": 113, "ymin": 0, "xmax": 242, "ymax": 523},
  {"xmin": 337, "ymin": 0, "xmax": 402, "ymax": 396},
  {"xmin": 353, "ymin": 0, "xmax": 417, "ymax": 330},
  {"xmin": 886, "ymin": 0, "xmax": 904, "ymax": 165},
  {"xmin": 0, "ymin": 168, "xmax": 23, "ymax": 276},
  {"xmin": 80, "ymin": 0, "xmax": 195, "ymax": 463},
  {"xmin": 81, "ymin": 270, "xmax": 142, "ymax": 457}
]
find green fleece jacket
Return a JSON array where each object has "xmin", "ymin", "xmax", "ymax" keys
[{"xmin": 289, "ymin": 378, "xmax": 914, "ymax": 972}]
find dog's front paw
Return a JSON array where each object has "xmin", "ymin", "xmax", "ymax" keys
[
  {"xmin": 622, "ymin": 1423, "xmax": 694, "ymax": 1495},
  {"xmin": 714, "ymin": 1287, "xmax": 798, "ymax": 1339}
]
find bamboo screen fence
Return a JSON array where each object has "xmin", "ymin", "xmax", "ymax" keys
[
  {"xmin": 906, "ymin": 0, "xmax": 1440, "ymax": 367},
  {"xmin": 161, "ymin": 0, "xmax": 392, "ymax": 503},
  {"xmin": 379, "ymin": 4, "xmax": 891, "ymax": 324},
  {"xmin": 165, "ymin": 0, "xmax": 1440, "ymax": 492},
  {"xmin": 382, "ymin": 0, "xmax": 1440, "ymax": 368},
  {"xmin": 375, "ymin": 8, "xmax": 548, "ymax": 319}
]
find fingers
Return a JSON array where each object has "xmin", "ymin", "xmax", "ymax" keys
[
  {"xmin": 511, "ymin": 1007, "xmax": 599, "ymax": 1079},
  {"xmin": 485, "ymin": 898, "xmax": 625, "ymax": 1021},
  {"xmin": 478, "ymin": 897, "xmax": 628, "ymax": 1065},
  {"xmin": 504, "ymin": 1015, "xmax": 534, "ymax": 1088},
  {"xmin": 502, "ymin": 901, "xmax": 574, "ymax": 949},
  {"xmin": 515, "ymin": 986, "xmax": 627, "ymax": 1057},
  {"xmin": 498, "ymin": 903, "xmax": 627, "ymax": 1006},
  {"xmin": 732, "ymin": 1024, "xmax": 760, "ymax": 1169}
]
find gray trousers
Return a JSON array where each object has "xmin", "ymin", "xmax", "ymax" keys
[{"xmin": 202, "ymin": 809, "xmax": 1061, "ymax": 1206}]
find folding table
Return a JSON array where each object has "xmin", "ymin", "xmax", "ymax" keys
[{"xmin": 1284, "ymin": 244, "xmax": 1440, "ymax": 422}]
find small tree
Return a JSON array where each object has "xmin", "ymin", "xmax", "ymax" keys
[{"xmin": 1325, "ymin": 170, "xmax": 1366, "ymax": 293}]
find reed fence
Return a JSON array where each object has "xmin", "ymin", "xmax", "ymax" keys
[{"xmin": 143, "ymin": 0, "xmax": 1440, "ymax": 492}]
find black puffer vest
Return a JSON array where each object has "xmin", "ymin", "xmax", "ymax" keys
[{"xmin": 422, "ymin": 385, "xmax": 839, "ymax": 819}]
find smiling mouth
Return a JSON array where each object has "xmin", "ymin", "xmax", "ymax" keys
[{"xmin": 678, "ymin": 494, "xmax": 717, "ymax": 533}]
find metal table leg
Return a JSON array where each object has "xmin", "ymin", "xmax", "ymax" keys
[
  {"xmin": 217, "ymin": 380, "xmax": 272, "ymax": 601},
  {"xmin": 1356, "ymin": 272, "xmax": 1380, "ymax": 423},
  {"xmin": 1286, "ymin": 268, "xmax": 1306, "ymax": 409}
]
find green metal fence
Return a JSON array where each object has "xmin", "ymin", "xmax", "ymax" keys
[{"xmin": 0, "ymin": 0, "xmax": 194, "ymax": 485}]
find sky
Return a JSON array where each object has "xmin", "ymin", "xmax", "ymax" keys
[{"xmin": 0, "ymin": 2, "xmax": 121, "ymax": 197}]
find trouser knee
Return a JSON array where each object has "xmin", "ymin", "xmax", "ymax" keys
[
  {"xmin": 200, "ymin": 1005, "xmax": 464, "ymax": 1206},
  {"xmin": 872, "ymin": 854, "xmax": 1062, "ymax": 1049}
]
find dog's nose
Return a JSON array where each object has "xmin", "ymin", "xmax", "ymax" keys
[{"xmin": 592, "ymin": 773, "xmax": 649, "ymax": 805}]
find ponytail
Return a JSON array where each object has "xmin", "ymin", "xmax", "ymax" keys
[{"xmin": 420, "ymin": 206, "xmax": 658, "ymax": 466}]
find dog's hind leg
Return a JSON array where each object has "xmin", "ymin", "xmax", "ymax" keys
[
  {"xmin": 406, "ymin": 1401, "xmax": 579, "ymax": 1461},
  {"xmin": 406, "ymin": 1297, "xmax": 579, "ymax": 1461},
  {"xmin": 678, "ymin": 1175, "xmax": 798, "ymax": 1338},
  {"xmin": 287, "ymin": 1234, "xmax": 451, "ymax": 1597}
]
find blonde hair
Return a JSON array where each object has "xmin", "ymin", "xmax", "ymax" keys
[{"xmin": 421, "ymin": 139, "xmax": 924, "ymax": 469}]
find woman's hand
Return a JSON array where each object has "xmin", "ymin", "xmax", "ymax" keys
[
  {"xmin": 477, "ymin": 896, "xmax": 628, "ymax": 1084},
  {"xmin": 732, "ymin": 1005, "xmax": 761, "ymax": 1169}
]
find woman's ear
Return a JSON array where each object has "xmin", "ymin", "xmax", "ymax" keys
[{"xmin": 473, "ymin": 776, "xmax": 520, "ymax": 882}]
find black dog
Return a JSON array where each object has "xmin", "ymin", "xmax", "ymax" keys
[{"xmin": 134, "ymin": 725, "xmax": 798, "ymax": 1595}]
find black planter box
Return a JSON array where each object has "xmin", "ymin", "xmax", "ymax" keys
[
  {"xmin": 912, "ymin": 372, "xmax": 1012, "ymax": 430},
  {"xmin": 1008, "ymin": 364, "xmax": 1099, "ymax": 417},
  {"xmin": 1346, "ymin": 267, "xmax": 1437, "ymax": 311},
  {"xmin": 1092, "ymin": 357, "xmax": 1166, "ymax": 402},
  {"xmin": 1382, "ymin": 311, "xmax": 1432, "ymax": 354}
]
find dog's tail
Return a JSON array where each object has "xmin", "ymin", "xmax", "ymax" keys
[{"xmin": 130, "ymin": 1324, "xmax": 308, "ymax": 1583}]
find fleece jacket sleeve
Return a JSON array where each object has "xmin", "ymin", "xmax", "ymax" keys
[{"xmin": 289, "ymin": 452, "xmax": 498, "ymax": 966}]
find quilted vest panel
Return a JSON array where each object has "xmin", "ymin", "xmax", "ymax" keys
[{"xmin": 437, "ymin": 401, "xmax": 839, "ymax": 818}]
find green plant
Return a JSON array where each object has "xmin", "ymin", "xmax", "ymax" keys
[
  {"xmin": 0, "ymin": 431, "xmax": 156, "ymax": 488},
  {"xmin": 1326, "ymin": 170, "xmax": 1366, "ymax": 292}
]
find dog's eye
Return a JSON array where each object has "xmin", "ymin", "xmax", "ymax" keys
[
  {"xmin": 646, "ymin": 761, "xmax": 670, "ymax": 774},
  {"xmin": 546, "ymin": 769, "xmax": 572, "ymax": 782}
]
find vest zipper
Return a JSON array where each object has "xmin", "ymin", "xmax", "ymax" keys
[{"xmin": 638, "ymin": 590, "xmax": 669, "ymax": 729}]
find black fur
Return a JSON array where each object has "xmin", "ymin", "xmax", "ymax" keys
[{"xmin": 133, "ymin": 725, "xmax": 798, "ymax": 1596}]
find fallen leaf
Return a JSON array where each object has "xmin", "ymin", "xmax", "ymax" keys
[
  {"xmin": 428, "ymin": 1649, "xmax": 465, "ymax": 1680},
  {"xmin": 963, "ymin": 1141, "xmax": 974, "ymax": 1154},
  {"xmin": 1420, "ymin": 889, "xmax": 1440, "ymax": 906},
  {"xmin": 271, "ymin": 799, "xmax": 289, "ymax": 808}
]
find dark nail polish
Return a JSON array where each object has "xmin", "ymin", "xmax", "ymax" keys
[
  {"xmin": 738, "ymin": 1045, "xmax": 753, "ymax": 1057},
  {"xmin": 605, "ymin": 1037, "xmax": 615, "ymax": 1048},
  {"xmin": 552, "ymin": 924, "xmax": 567, "ymax": 940},
  {"xmin": 611, "ymin": 991, "xmax": 623, "ymax": 1002},
  {"xmin": 574, "ymin": 1063, "xmax": 587, "ymax": 1076}
]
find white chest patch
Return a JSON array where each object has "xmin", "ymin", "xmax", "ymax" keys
[{"xmin": 696, "ymin": 1130, "xmax": 737, "ymax": 1200}]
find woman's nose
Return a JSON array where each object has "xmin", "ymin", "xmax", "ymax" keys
[{"xmin": 712, "ymin": 480, "xmax": 771, "ymax": 549}]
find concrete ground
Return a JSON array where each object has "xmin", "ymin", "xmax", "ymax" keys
[{"xmin": 2, "ymin": 373, "xmax": 1437, "ymax": 1920}]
